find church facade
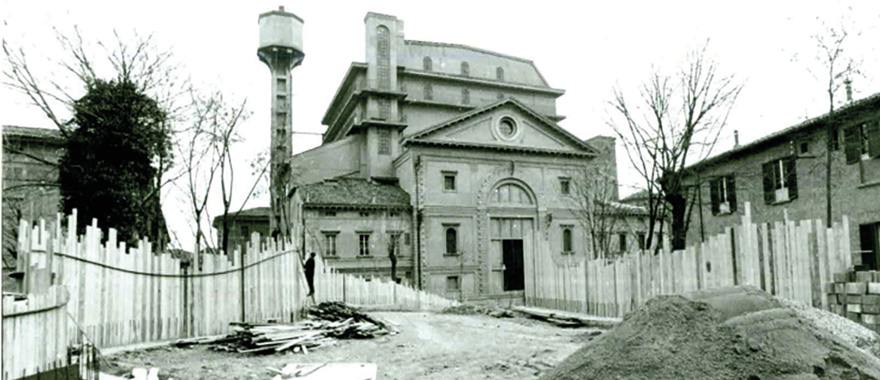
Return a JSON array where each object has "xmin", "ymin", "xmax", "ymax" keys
[{"xmin": 289, "ymin": 12, "xmax": 636, "ymax": 303}]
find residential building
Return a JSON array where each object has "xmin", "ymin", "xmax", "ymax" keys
[
  {"xmin": 285, "ymin": 12, "xmax": 646, "ymax": 303},
  {"xmin": 2, "ymin": 125, "xmax": 64, "ymax": 269},
  {"xmin": 681, "ymin": 93, "xmax": 880, "ymax": 268},
  {"xmin": 211, "ymin": 207, "xmax": 271, "ymax": 255}
]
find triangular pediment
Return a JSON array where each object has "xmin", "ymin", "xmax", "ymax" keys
[{"xmin": 406, "ymin": 99, "xmax": 597, "ymax": 155}]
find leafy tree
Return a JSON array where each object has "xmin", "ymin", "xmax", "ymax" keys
[{"xmin": 59, "ymin": 79, "xmax": 171, "ymax": 244}]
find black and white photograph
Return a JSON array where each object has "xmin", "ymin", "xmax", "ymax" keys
[{"xmin": 2, "ymin": 1, "xmax": 880, "ymax": 379}]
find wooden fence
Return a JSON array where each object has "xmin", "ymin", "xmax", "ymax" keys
[
  {"xmin": 2, "ymin": 286, "xmax": 70, "ymax": 379},
  {"xmin": 6, "ymin": 210, "xmax": 456, "ymax": 359},
  {"xmin": 528, "ymin": 202, "xmax": 852, "ymax": 317}
]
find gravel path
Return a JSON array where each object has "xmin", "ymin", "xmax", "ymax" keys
[{"xmin": 776, "ymin": 296, "xmax": 880, "ymax": 356}]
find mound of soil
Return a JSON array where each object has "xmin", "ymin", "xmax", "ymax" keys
[{"xmin": 541, "ymin": 286, "xmax": 880, "ymax": 380}]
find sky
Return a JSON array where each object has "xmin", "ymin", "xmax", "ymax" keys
[{"xmin": 2, "ymin": 1, "xmax": 879, "ymax": 250}]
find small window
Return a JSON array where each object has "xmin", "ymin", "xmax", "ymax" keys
[
  {"xmin": 559, "ymin": 178, "xmax": 571, "ymax": 195},
  {"xmin": 762, "ymin": 158, "xmax": 798, "ymax": 204},
  {"xmin": 378, "ymin": 128, "xmax": 391, "ymax": 155},
  {"xmin": 562, "ymin": 227, "xmax": 573, "ymax": 253},
  {"xmin": 443, "ymin": 172, "xmax": 456, "ymax": 191},
  {"xmin": 637, "ymin": 232, "xmax": 646, "ymax": 250},
  {"xmin": 424, "ymin": 84, "xmax": 433, "ymax": 100},
  {"xmin": 360, "ymin": 212, "xmax": 370, "ymax": 217},
  {"xmin": 423, "ymin": 56, "xmax": 433, "ymax": 72},
  {"xmin": 462, "ymin": 88, "xmax": 470, "ymax": 105},
  {"xmin": 241, "ymin": 226, "xmax": 250, "ymax": 238},
  {"xmin": 496, "ymin": 67, "xmax": 504, "ymax": 81},
  {"xmin": 324, "ymin": 233, "xmax": 338, "ymax": 256},
  {"xmin": 323, "ymin": 211, "xmax": 337, "ymax": 217},
  {"xmin": 498, "ymin": 118, "xmax": 516, "ymax": 138},
  {"xmin": 709, "ymin": 175, "xmax": 737, "ymax": 215},
  {"xmin": 359, "ymin": 234, "xmax": 371, "ymax": 256},
  {"xmin": 404, "ymin": 232, "xmax": 411, "ymax": 245},
  {"xmin": 445, "ymin": 227, "xmax": 458, "ymax": 255},
  {"xmin": 460, "ymin": 62, "xmax": 469, "ymax": 76},
  {"xmin": 861, "ymin": 123, "xmax": 871, "ymax": 156},
  {"xmin": 800, "ymin": 141, "xmax": 809, "ymax": 154},
  {"xmin": 618, "ymin": 233, "xmax": 627, "ymax": 252},
  {"xmin": 446, "ymin": 276, "xmax": 460, "ymax": 292}
]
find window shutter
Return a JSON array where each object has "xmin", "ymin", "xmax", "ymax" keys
[
  {"xmin": 762, "ymin": 162, "xmax": 775, "ymax": 204},
  {"xmin": 867, "ymin": 120, "xmax": 880, "ymax": 158},
  {"xmin": 727, "ymin": 175, "xmax": 737, "ymax": 212},
  {"xmin": 785, "ymin": 157, "xmax": 798, "ymax": 200},
  {"xmin": 709, "ymin": 179, "xmax": 720, "ymax": 215},
  {"xmin": 844, "ymin": 125, "xmax": 861, "ymax": 164}
]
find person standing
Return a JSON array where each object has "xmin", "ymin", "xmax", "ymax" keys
[{"xmin": 304, "ymin": 252, "xmax": 316, "ymax": 297}]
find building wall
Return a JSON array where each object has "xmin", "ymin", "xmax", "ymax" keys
[
  {"xmin": 2, "ymin": 132, "xmax": 64, "ymax": 268},
  {"xmin": 300, "ymin": 208, "xmax": 414, "ymax": 282},
  {"xmin": 684, "ymin": 111, "xmax": 880, "ymax": 265},
  {"xmin": 290, "ymin": 134, "xmax": 362, "ymax": 185},
  {"xmin": 214, "ymin": 218, "xmax": 271, "ymax": 255},
  {"xmin": 400, "ymin": 42, "xmax": 548, "ymax": 88}
]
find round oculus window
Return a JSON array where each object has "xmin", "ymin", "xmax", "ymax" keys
[{"xmin": 499, "ymin": 118, "xmax": 516, "ymax": 138}]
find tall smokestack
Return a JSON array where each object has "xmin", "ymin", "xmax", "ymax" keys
[
  {"xmin": 258, "ymin": 6, "xmax": 305, "ymax": 238},
  {"xmin": 734, "ymin": 130, "xmax": 739, "ymax": 148}
]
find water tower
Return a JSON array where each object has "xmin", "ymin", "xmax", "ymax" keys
[{"xmin": 258, "ymin": 6, "xmax": 304, "ymax": 238}]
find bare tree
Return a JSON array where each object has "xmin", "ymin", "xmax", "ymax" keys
[
  {"xmin": 3, "ymin": 26, "xmax": 189, "ymax": 245},
  {"xmin": 808, "ymin": 19, "xmax": 862, "ymax": 228},
  {"xmin": 565, "ymin": 165, "xmax": 633, "ymax": 259},
  {"xmin": 609, "ymin": 43, "xmax": 743, "ymax": 250}
]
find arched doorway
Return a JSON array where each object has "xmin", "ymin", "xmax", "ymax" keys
[{"xmin": 487, "ymin": 180, "xmax": 537, "ymax": 293}]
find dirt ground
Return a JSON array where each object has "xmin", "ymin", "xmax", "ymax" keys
[{"xmin": 106, "ymin": 312, "xmax": 600, "ymax": 380}]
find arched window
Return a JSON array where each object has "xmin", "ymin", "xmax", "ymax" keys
[
  {"xmin": 562, "ymin": 227, "xmax": 573, "ymax": 253},
  {"xmin": 492, "ymin": 183, "xmax": 533, "ymax": 205},
  {"xmin": 376, "ymin": 26, "xmax": 390, "ymax": 90},
  {"xmin": 460, "ymin": 61, "xmax": 469, "ymax": 76},
  {"xmin": 445, "ymin": 227, "xmax": 458, "ymax": 254},
  {"xmin": 496, "ymin": 67, "xmax": 504, "ymax": 81},
  {"xmin": 423, "ymin": 56, "xmax": 433, "ymax": 72},
  {"xmin": 424, "ymin": 84, "xmax": 433, "ymax": 100},
  {"xmin": 461, "ymin": 88, "xmax": 470, "ymax": 105}
]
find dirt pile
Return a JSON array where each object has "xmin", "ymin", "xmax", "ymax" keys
[{"xmin": 541, "ymin": 286, "xmax": 880, "ymax": 380}]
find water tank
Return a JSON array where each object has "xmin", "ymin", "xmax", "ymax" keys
[{"xmin": 258, "ymin": 6, "xmax": 304, "ymax": 53}]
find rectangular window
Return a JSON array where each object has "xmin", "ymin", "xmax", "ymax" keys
[
  {"xmin": 324, "ymin": 233, "xmax": 338, "ymax": 256},
  {"xmin": 461, "ymin": 88, "xmax": 470, "ymax": 105},
  {"xmin": 637, "ymin": 232, "xmax": 646, "ymax": 250},
  {"xmin": 378, "ymin": 128, "xmax": 391, "ymax": 155},
  {"xmin": 799, "ymin": 141, "xmax": 809, "ymax": 154},
  {"xmin": 378, "ymin": 97, "xmax": 390, "ymax": 119},
  {"xmin": 845, "ymin": 121, "xmax": 880, "ymax": 163},
  {"xmin": 358, "ymin": 234, "xmax": 371, "ymax": 256},
  {"xmin": 618, "ymin": 233, "xmax": 627, "ymax": 252},
  {"xmin": 559, "ymin": 178, "xmax": 571, "ymax": 195},
  {"xmin": 762, "ymin": 158, "xmax": 798, "ymax": 204},
  {"xmin": 424, "ymin": 84, "xmax": 433, "ymax": 100},
  {"xmin": 446, "ymin": 276, "xmax": 460, "ymax": 292},
  {"xmin": 443, "ymin": 171, "xmax": 457, "ymax": 191},
  {"xmin": 444, "ymin": 224, "xmax": 460, "ymax": 255},
  {"xmin": 709, "ymin": 175, "xmax": 737, "ymax": 215},
  {"xmin": 404, "ymin": 232, "xmax": 411, "ymax": 245}
]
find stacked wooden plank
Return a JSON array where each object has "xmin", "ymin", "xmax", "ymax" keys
[
  {"xmin": 178, "ymin": 302, "xmax": 396, "ymax": 354},
  {"xmin": 827, "ymin": 270, "xmax": 880, "ymax": 333}
]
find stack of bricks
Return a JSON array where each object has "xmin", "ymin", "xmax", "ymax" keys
[{"xmin": 827, "ymin": 270, "xmax": 880, "ymax": 333}]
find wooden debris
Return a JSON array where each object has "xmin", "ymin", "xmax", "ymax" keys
[{"xmin": 183, "ymin": 302, "xmax": 395, "ymax": 354}]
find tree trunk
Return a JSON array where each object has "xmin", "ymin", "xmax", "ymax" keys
[{"xmin": 667, "ymin": 192, "xmax": 687, "ymax": 250}]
